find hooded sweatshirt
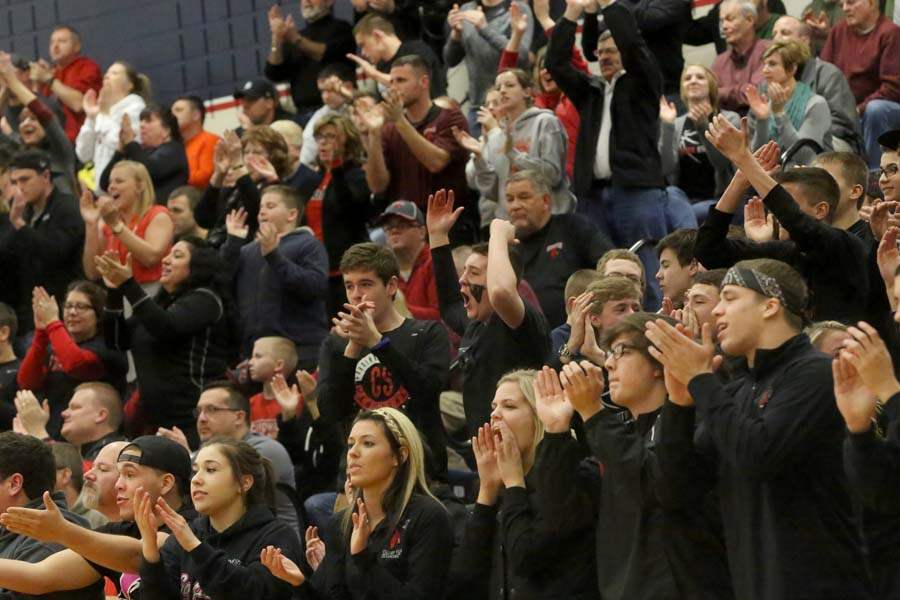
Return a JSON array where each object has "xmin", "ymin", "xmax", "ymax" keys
[
  {"xmin": 472, "ymin": 106, "xmax": 574, "ymax": 224},
  {"xmin": 75, "ymin": 93, "xmax": 146, "ymax": 193},
  {"xmin": 140, "ymin": 504, "xmax": 301, "ymax": 600}
]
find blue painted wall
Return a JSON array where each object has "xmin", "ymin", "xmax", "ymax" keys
[{"xmin": 0, "ymin": 0, "xmax": 356, "ymax": 103}]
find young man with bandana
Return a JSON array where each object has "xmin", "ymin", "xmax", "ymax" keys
[{"xmin": 647, "ymin": 258, "xmax": 872, "ymax": 599}]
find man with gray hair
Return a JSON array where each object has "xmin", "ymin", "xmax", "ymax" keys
[
  {"xmin": 713, "ymin": 0, "xmax": 771, "ymax": 112},
  {"xmin": 773, "ymin": 14, "xmax": 861, "ymax": 151},
  {"xmin": 505, "ymin": 170, "xmax": 611, "ymax": 328}
]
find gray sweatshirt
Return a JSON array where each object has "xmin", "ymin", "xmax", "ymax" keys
[
  {"xmin": 800, "ymin": 57, "xmax": 861, "ymax": 152},
  {"xmin": 443, "ymin": 0, "xmax": 534, "ymax": 109},
  {"xmin": 750, "ymin": 91, "xmax": 833, "ymax": 166}
]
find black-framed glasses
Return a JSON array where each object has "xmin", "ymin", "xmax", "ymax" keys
[
  {"xmin": 63, "ymin": 302, "xmax": 94, "ymax": 313},
  {"xmin": 879, "ymin": 164, "xmax": 899, "ymax": 179},
  {"xmin": 193, "ymin": 405, "xmax": 241, "ymax": 418},
  {"xmin": 607, "ymin": 343, "xmax": 642, "ymax": 360}
]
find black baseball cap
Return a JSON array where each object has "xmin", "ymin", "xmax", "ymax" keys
[
  {"xmin": 9, "ymin": 149, "xmax": 52, "ymax": 173},
  {"xmin": 878, "ymin": 129, "xmax": 900, "ymax": 152},
  {"xmin": 118, "ymin": 436, "xmax": 192, "ymax": 495},
  {"xmin": 375, "ymin": 200, "xmax": 425, "ymax": 226},
  {"xmin": 234, "ymin": 78, "xmax": 278, "ymax": 101}
]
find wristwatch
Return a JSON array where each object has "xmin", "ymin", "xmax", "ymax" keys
[{"xmin": 558, "ymin": 343, "xmax": 573, "ymax": 364}]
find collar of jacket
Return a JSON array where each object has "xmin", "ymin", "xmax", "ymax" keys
[{"xmin": 747, "ymin": 333, "xmax": 811, "ymax": 380}]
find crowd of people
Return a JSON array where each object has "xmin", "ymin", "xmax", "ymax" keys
[{"xmin": 0, "ymin": 0, "xmax": 898, "ymax": 598}]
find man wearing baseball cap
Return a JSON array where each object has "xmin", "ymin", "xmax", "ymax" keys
[
  {"xmin": 233, "ymin": 78, "xmax": 297, "ymax": 136},
  {"xmin": 376, "ymin": 200, "xmax": 439, "ymax": 321},
  {"xmin": 878, "ymin": 129, "xmax": 900, "ymax": 204},
  {"xmin": 3, "ymin": 149, "xmax": 83, "ymax": 339}
]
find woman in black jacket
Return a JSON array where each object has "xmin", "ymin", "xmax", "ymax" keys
[
  {"xmin": 137, "ymin": 437, "xmax": 303, "ymax": 600},
  {"xmin": 451, "ymin": 369, "xmax": 597, "ymax": 600},
  {"xmin": 100, "ymin": 104, "xmax": 189, "ymax": 205},
  {"xmin": 299, "ymin": 114, "xmax": 372, "ymax": 317},
  {"xmin": 259, "ymin": 407, "xmax": 453, "ymax": 600},
  {"xmin": 96, "ymin": 236, "xmax": 232, "ymax": 446}
]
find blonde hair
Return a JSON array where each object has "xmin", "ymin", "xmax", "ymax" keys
[
  {"xmin": 110, "ymin": 160, "xmax": 155, "ymax": 217},
  {"xmin": 805, "ymin": 320, "xmax": 847, "ymax": 347},
  {"xmin": 679, "ymin": 64, "xmax": 720, "ymax": 112},
  {"xmin": 496, "ymin": 369, "xmax": 544, "ymax": 466},
  {"xmin": 763, "ymin": 39, "xmax": 811, "ymax": 78}
]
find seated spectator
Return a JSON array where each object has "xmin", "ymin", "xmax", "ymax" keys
[
  {"xmin": 4, "ymin": 150, "xmax": 83, "ymax": 337},
  {"xmin": 74, "ymin": 61, "xmax": 149, "ymax": 193},
  {"xmin": 746, "ymin": 39, "xmax": 832, "ymax": 164},
  {"xmin": 504, "ymin": 170, "xmax": 609, "ymax": 328},
  {"xmin": 660, "ymin": 65, "xmax": 740, "ymax": 221},
  {"xmin": 649, "ymin": 258, "xmax": 870, "ymax": 599},
  {"xmin": 78, "ymin": 440, "xmax": 127, "ymax": 522},
  {"xmin": 597, "ymin": 248, "xmax": 647, "ymax": 295},
  {"xmin": 59, "ymin": 382, "xmax": 125, "ymax": 462},
  {"xmin": 0, "ymin": 52, "xmax": 76, "ymax": 195},
  {"xmin": 801, "ymin": 0, "xmax": 844, "ymax": 52},
  {"xmin": 49, "ymin": 442, "xmax": 106, "ymax": 529},
  {"xmin": 683, "ymin": 268, "xmax": 728, "ymax": 335},
  {"xmin": 264, "ymin": 2, "xmax": 355, "ymax": 121},
  {"xmin": 233, "ymin": 79, "xmax": 297, "ymax": 137},
  {"xmin": 297, "ymin": 115, "xmax": 372, "ymax": 317},
  {"xmin": 165, "ymin": 185, "xmax": 208, "ymax": 240},
  {"xmin": 0, "ymin": 432, "xmax": 103, "ymax": 600},
  {"xmin": 656, "ymin": 229, "xmax": 703, "ymax": 309},
  {"xmin": 171, "ymin": 95, "xmax": 220, "ymax": 189},
  {"xmin": 81, "ymin": 161, "xmax": 174, "ymax": 294},
  {"xmin": 260, "ymin": 408, "xmax": 453, "ymax": 598},
  {"xmin": 698, "ymin": 120, "xmax": 870, "ymax": 323},
  {"xmin": 805, "ymin": 319, "xmax": 850, "ymax": 355},
  {"xmin": 375, "ymin": 200, "xmax": 440, "ymax": 321},
  {"xmin": 270, "ymin": 119, "xmax": 317, "ymax": 191},
  {"xmin": 458, "ymin": 69, "xmax": 575, "ymax": 221},
  {"xmin": 451, "ymin": 369, "xmax": 597, "ymax": 599},
  {"xmin": 444, "ymin": 1, "xmax": 533, "ymax": 132},
  {"xmin": 221, "ymin": 185, "xmax": 328, "ymax": 366},
  {"xmin": 246, "ymin": 335, "xmax": 299, "ymax": 437},
  {"xmin": 318, "ymin": 242, "xmax": 450, "ymax": 475},
  {"xmin": 712, "ymin": 0, "xmax": 771, "ymax": 113},
  {"xmin": 821, "ymin": 0, "xmax": 900, "ymax": 172},
  {"xmin": 772, "ymin": 15, "xmax": 861, "ymax": 152},
  {"xmin": 686, "ymin": 0, "xmax": 788, "ymax": 52},
  {"xmin": 351, "ymin": 13, "xmax": 447, "ymax": 100},
  {"xmin": 428, "ymin": 189, "xmax": 550, "ymax": 437},
  {"xmin": 17, "ymin": 281, "xmax": 126, "ymax": 438},
  {"xmin": 29, "ymin": 25, "xmax": 102, "ymax": 144},
  {"xmin": 0, "ymin": 304, "xmax": 17, "ymax": 428},
  {"xmin": 300, "ymin": 65, "xmax": 354, "ymax": 168},
  {"xmin": 879, "ymin": 129, "xmax": 900, "ymax": 207},
  {"xmin": 362, "ymin": 55, "xmax": 474, "ymax": 244},
  {"xmin": 96, "ymin": 238, "xmax": 231, "ymax": 445},
  {"xmin": 99, "ymin": 104, "xmax": 189, "ymax": 206},
  {"xmin": 548, "ymin": 268, "xmax": 600, "ymax": 359}
]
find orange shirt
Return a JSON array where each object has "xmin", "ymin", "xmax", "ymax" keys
[
  {"xmin": 185, "ymin": 130, "xmax": 221, "ymax": 189},
  {"xmin": 102, "ymin": 205, "xmax": 172, "ymax": 284}
]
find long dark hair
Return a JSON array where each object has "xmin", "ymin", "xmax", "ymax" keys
[
  {"xmin": 201, "ymin": 437, "xmax": 276, "ymax": 510},
  {"xmin": 66, "ymin": 280, "xmax": 106, "ymax": 337}
]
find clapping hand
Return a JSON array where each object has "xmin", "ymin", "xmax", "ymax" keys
[
  {"xmin": 534, "ymin": 366, "xmax": 574, "ymax": 433},
  {"xmin": 832, "ymin": 355, "xmax": 878, "ymax": 433},
  {"xmin": 659, "ymin": 96, "xmax": 677, "ymax": 124},
  {"xmin": 472, "ymin": 423, "xmax": 502, "ymax": 505},
  {"xmin": 119, "ymin": 114, "xmax": 136, "ymax": 150},
  {"xmin": 560, "ymin": 360, "xmax": 605, "ymax": 420},
  {"xmin": 767, "ymin": 82, "xmax": 789, "ymax": 115},
  {"xmin": 744, "ymin": 85, "xmax": 771, "ymax": 121},
  {"xmin": 14, "ymin": 390, "xmax": 50, "ymax": 439},
  {"xmin": 876, "ymin": 227, "xmax": 900, "ymax": 303},
  {"xmin": 644, "ymin": 319, "xmax": 716, "ymax": 387},
  {"xmin": 271, "ymin": 372, "xmax": 305, "ymax": 420},
  {"xmin": 133, "ymin": 488, "xmax": 161, "ymax": 562},
  {"xmin": 840, "ymin": 322, "xmax": 900, "ymax": 402},
  {"xmin": 225, "ymin": 207, "xmax": 249, "ymax": 239},
  {"xmin": 452, "ymin": 126, "xmax": 483, "ymax": 156},
  {"xmin": 94, "ymin": 251, "xmax": 133, "ymax": 289},
  {"xmin": 305, "ymin": 526, "xmax": 326, "ymax": 571},
  {"xmin": 31, "ymin": 286, "xmax": 60, "ymax": 329},
  {"xmin": 743, "ymin": 196, "xmax": 776, "ymax": 241},
  {"xmin": 869, "ymin": 201, "xmax": 900, "ymax": 241},
  {"xmin": 257, "ymin": 222, "xmax": 280, "ymax": 256},
  {"xmin": 246, "ymin": 154, "xmax": 279, "ymax": 183},
  {"xmin": 82, "ymin": 88, "xmax": 100, "ymax": 119},
  {"xmin": 425, "ymin": 189, "xmax": 463, "ymax": 241},
  {"xmin": 79, "ymin": 187, "xmax": 100, "ymax": 225},
  {"xmin": 261, "ymin": 546, "xmax": 305, "ymax": 587},
  {"xmin": 494, "ymin": 419, "xmax": 525, "ymax": 489},
  {"xmin": 350, "ymin": 498, "xmax": 371, "ymax": 555},
  {"xmin": 706, "ymin": 114, "xmax": 751, "ymax": 162}
]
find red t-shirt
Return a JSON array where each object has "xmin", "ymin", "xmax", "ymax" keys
[
  {"xmin": 249, "ymin": 392, "xmax": 281, "ymax": 439},
  {"xmin": 399, "ymin": 244, "xmax": 440, "ymax": 321},
  {"xmin": 44, "ymin": 55, "xmax": 102, "ymax": 143},
  {"xmin": 381, "ymin": 105, "xmax": 469, "ymax": 210},
  {"xmin": 102, "ymin": 205, "xmax": 172, "ymax": 284}
]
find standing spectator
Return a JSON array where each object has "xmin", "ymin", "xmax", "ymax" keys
[
  {"xmin": 264, "ymin": 2, "xmax": 355, "ymax": 123},
  {"xmin": 165, "ymin": 186, "xmax": 208, "ymax": 241},
  {"xmin": 81, "ymin": 161, "xmax": 174, "ymax": 294},
  {"xmin": 350, "ymin": 13, "xmax": 446, "ymax": 100},
  {"xmin": 99, "ymin": 105, "xmax": 189, "ymax": 206},
  {"xmin": 362, "ymin": 55, "xmax": 474, "ymax": 244},
  {"xmin": 17, "ymin": 281, "xmax": 127, "ymax": 438},
  {"xmin": 3, "ymin": 150, "xmax": 83, "ymax": 338},
  {"xmin": 171, "ymin": 95, "xmax": 220, "ymax": 189},
  {"xmin": 428, "ymin": 189, "xmax": 550, "ymax": 437},
  {"xmin": 772, "ymin": 15, "xmax": 861, "ymax": 152},
  {"xmin": 821, "ymin": 0, "xmax": 900, "ymax": 172},
  {"xmin": 30, "ymin": 26, "xmax": 102, "ymax": 144},
  {"xmin": 350, "ymin": 0, "xmax": 425, "ymax": 40},
  {"xmin": 713, "ymin": 0, "xmax": 772, "ymax": 114},
  {"xmin": 74, "ymin": 61, "xmax": 149, "ymax": 194},
  {"xmin": 220, "ymin": 185, "xmax": 328, "ymax": 366},
  {"xmin": 233, "ymin": 79, "xmax": 297, "ymax": 137},
  {"xmin": 548, "ymin": 0, "xmax": 668, "ymax": 307},
  {"xmin": 375, "ymin": 200, "xmax": 440, "ymax": 321},
  {"xmin": 96, "ymin": 238, "xmax": 231, "ymax": 445},
  {"xmin": 317, "ymin": 243, "xmax": 450, "ymax": 475},
  {"xmin": 444, "ymin": 0, "xmax": 534, "ymax": 132},
  {"xmin": 299, "ymin": 65, "xmax": 354, "ymax": 168}
]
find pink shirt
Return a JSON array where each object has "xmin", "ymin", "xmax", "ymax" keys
[{"xmin": 712, "ymin": 38, "xmax": 771, "ymax": 113}]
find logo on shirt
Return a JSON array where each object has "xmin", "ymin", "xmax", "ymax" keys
[
  {"xmin": 545, "ymin": 242, "xmax": 563, "ymax": 258},
  {"xmin": 353, "ymin": 353, "xmax": 409, "ymax": 410},
  {"xmin": 380, "ymin": 517, "xmax": 410, "ymax": 560},
  {"xmin": 756, "ymin": 386, "xmax": 773, "ymax": 410}
]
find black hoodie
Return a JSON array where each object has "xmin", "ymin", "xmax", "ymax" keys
[
  {"xmin": 139, "ymin": 504, "xmax": 301, "ymax": 600},
  {"xmin": 657, "ymin": 334, "xmax": 872, "ymax": 600}
]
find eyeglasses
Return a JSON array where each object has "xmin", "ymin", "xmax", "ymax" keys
[
  {"xmin": 63, "ymin": 302, "xmax": 94, "ymax": 313},
  {"xmin": 314, "ymin": 132, "xmax": 338, "ymax": 143},
  {"xmin": 193, "ymin": 405, "xmax": 241, "ymax": 418},
  {"xmin": 607, "ymin": 343, "xmax": 642, "ymax": 360},
  {"xmin": 879, "ymin": 164, "xmax": 899, "ymax": 179}
]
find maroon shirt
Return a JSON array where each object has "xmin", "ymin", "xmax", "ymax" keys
[
  {"xmin": 712, "ymin": 38, "xmax": 770, "ymax": 113},
  {"xmin": 821, "ymin": 15, "xmax": 900, "ymax": 110},
  {"xmin": 43, "ymin": 55, "xmax": 102, "ymax": 143},
  {"xmin": 381, "ymin": 105, "xmax": 470, "ymax": 210}
]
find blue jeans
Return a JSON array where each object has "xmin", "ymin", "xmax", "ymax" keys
[
  {"xmin": 467, "ymin": 106, "xmax": 482, "ymax": 140},
  {"xmin": 304, "ymin": 492, "xmax": 337, "ymax": 537},
  {"xmin": 665, "ymin": 186, "xmax": 699, "ymax": 230},
  {"xmin": 862, "ymin": 99, "xmax": 900, "ymax": 170}
]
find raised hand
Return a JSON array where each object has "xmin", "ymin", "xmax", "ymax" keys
[
  {"xmin": 361, "ymin": 104, "xmax": 385, "ymax": 133},
  {"xmin": 706, "ymin": 114, "xmax": 750, "ymax": 162},
  {"xmin": 644, "ymin": 319, "xmax": 716, "ymax": 386},
  {"xmin": 223, "ymin": 129, "xmax": 244, "ymax": 167},
  {"xmin": 534, "ymin": 366, "xmax": 574, "ymax": 433},
  {"xmin": 271, "ymin": 372, "xmax": 304, "ymax": 420},
  {"xmin": 841, "ymin": 322, "xmax": 900, "ymax": 402},
  {"xmin": 155, "ymin": 496, "xmax": 199, "ymax": 551},
  {"xmin": 580, "ymin": 317, "xmax": 607, "ymax": 365},
  {"xmin": 13, "ymin": 390, "xmax": 49, "ymax": 439},
  {"xmin": 246, "ymin": 154, "xmax": 279, "ymax": 183},
  {"xmin": 452, "ymin": 126, "xmax": 483, "ymax": 156},
  {"xmin": 97, "ymin": 195, "xmax": 123, "ymax": 229},
  {"xmin": 767, "ymin": 81, "xmax": 789, "ymax": 115},
  {"xmin": 426, "ymin": 189, "xmax": 463, "ymax": 241},
  {"xmin": 305, "ymin": 526, "xmax": 326, "ymax": 571},
  {"xmin": 564, "ymin": 291, "xmax": 594, "ymax": 355},
  {"xmin": 133, "ymin": 488, "xmax": 160, "ymax": 562},
  {"xmin": 79, "ymin": 187, "xmax": 100, "ymax": 224},
  {"xmin": 94, "ymin": 251, "xmax": 133, "ymax": 289},
  {"xmin": 346, "ymin": 53, "xmax": 380, "ymax": 79},
  {"xmin": 472, "ymin": 423, "xmax": 502, "ymax": 504},
  {"xmin": 832, "ymin": 355, "xmax": 877, "ymax": 433},
  {"xmin": 660, "ymin": 296, "xmax": 675, "ymax": 317},
  {"xmin": 268, "ymin": 5, "xmax": 288, "ymax": 42},
  {"xmin": 350, "ymin": 498, "xmax": 371, "ymax": 555},
  {"xmin": 877, "ymin": 227, "xmax": 900, "ymax": 302},
  {"xmin": 82, "ymin": 88, "xmax": 100, "ymax": 119},
  {"xmin": 32, "ymin": 286, "xmax": 60, "ymax": 329},
  {"xmin": 560, "ymin": 360, "xmax": 605, "ymax": 420},
  {"xmin": 213, "ymin": 139, "xmax": 232, "ymax": 176},
  {"xmin": 753, "ymin": 140, "xmax": 782, "ymax": 176},
  {"xmin": 489, "ymin": 218, "xmax": 517, "ymax": 245},
  {"xmin": 261, "ymin": 546, "xmax": 305, "ymax": 587},
  {"xmin": 156, "ymin": 425, "xmax": 190, "ymax": 451},
  {"xmin": 461, "ymin": 6, "xmax": 488, "ymax": 30},
  {"xmin": 744, "ymin": 84, "xmax": 771, "ymax": 121},
  {"xmin": 225, "ymin": 207, "xmax": 249, "ymax": 239},
  {"xmin": 870, "ymin": 201, "xmax": 899, "ymax": 241},
  {"xmin": 493, "ymin": 419, "xmax": 525, "ymax": 488},
  {"xmin": 509, "ymin": 2, "xmax": 528, "ymax": 35},
  {"xmin": 659, "ymin": 96, "xmax": 677, "ymax": 124},
  {"xmin": 743, "ymin": 196, "xmax": 775, "ymax": 241},
  {"xmin": 119, "ymin": 113, "xmax": 136, "ymax": 150},
  {"xmin": 380, "ymin": 89, "xmax": 404, "ymax": 123}
]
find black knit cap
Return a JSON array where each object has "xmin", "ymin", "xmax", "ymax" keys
[
  {"xmin": 9, "ymin": 149, "xmax": 51, "ymax": 173},
  {"xmin": 878, "ymin": 129, "xmax": 900, "ymax": 152}
]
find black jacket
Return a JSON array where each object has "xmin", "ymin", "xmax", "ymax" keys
[
  {"xmin": 656, "ymin": 335, "xmax": 872, "ymax": 600},
  {"xmin": 196, "ymin": 174, "xmax": 263, "ymax": 246},
  {"xmin": 452, "ymin": 432, "xmax": 597, "ymax": 600},
  {"xmin": 308, "ymin": 493, "xmax": 453, "ymax": 600},
  {"xmin": 101, "ymin": 139, "xmax": 189, "ymax": 206},
  {"xmin": 140, "ymin": 504, "xmax": 301, "ymax": 600},
  {"xmin": 695, "ymin": 184, "xmax": 869, "ymax": 324},
  {"xmin": 547, "ymin": 3, "xmax": 665, "ymax": 195}
]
